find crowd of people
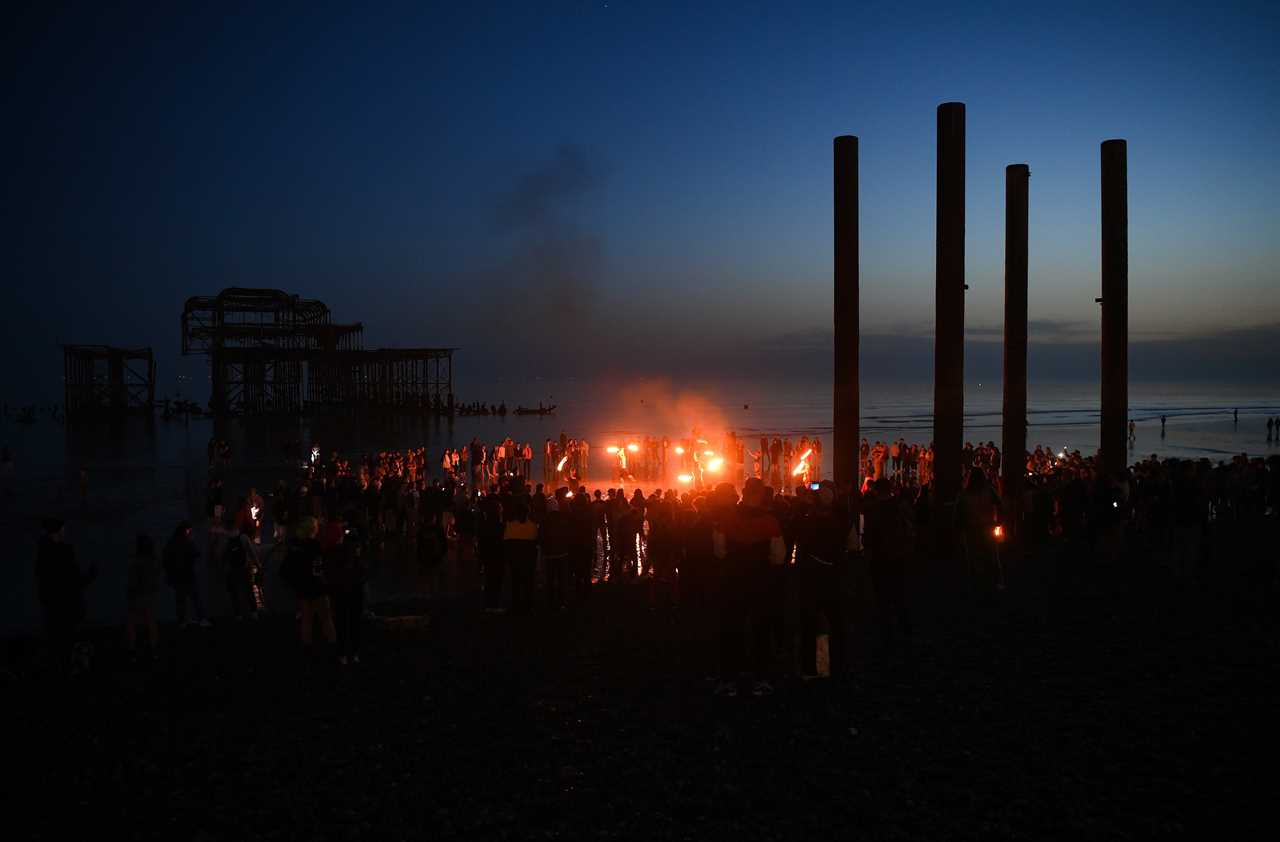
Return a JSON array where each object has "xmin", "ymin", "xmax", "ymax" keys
[{"xmin": 29, "ymin": 427, "xmax": 1280, "ymax": 690}]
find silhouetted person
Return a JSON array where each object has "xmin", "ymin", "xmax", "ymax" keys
[
  {"xmin": 862, "ymin": 480, "xmax": 915, "ymax": 648},
  {"xmin": 125, "ymin": 534, "xmax": 160, "ymax": 657},
  {"xmin": 36, "ymin": 518, "xmax": 96, "ymax": 675},
  {"xmin": 504, "ymin": 502, "xmax": 538, "ymax": 614},
  {"xmin": 1161, "ymin": 415, "xmax": 1167, "ymax": 437},
  {"xmin": 478, "ymin": 495, "xmax": 506, "ymax": 613},
  {"xmin": 283, "ymin": 516, "xmax": 336, "ymax": 652},
  {"xmin": 164, "ymin": 521, "xmax": 210, "ymax": 627},
  {"xmin": 714, "ymin": 479, "xmax": 785, "ymax": 697},
  {"xmin": 223, "ymin": 522, "xmax": 259, "ymax": 620},
  {"xmin": 328, "ymin": 517, "xmax": 368, "ymax": 664},
  {"xmin": 541, "ymin": 489, "xmax": 573, "ymax": 610},
  {"xmin": 796, "ymin": 484, "xmax": 851, "ymax": 676}
]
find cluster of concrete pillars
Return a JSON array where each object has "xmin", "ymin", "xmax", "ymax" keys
[{"xmin": 831, "ymin": 105, "xmax": 1129, "ymax": 514}]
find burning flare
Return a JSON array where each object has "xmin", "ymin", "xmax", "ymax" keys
[
  {"xmin": 556, "ymin": 455, "xmax": 568, "ymax": 472},
  {"xmin": 627, "ymin": 443, "xmax": 639, "ymax": 453},
  {"xmin": 706, "ymin": 457, "xmax": 724, "ymax": 473},
  {"xmin": 677, "ymin": 474, "xmax": 693, "ymax": 484}
]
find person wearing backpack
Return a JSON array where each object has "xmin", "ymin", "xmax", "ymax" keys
[{"xmin": 223, "ymin": 522, "xmax": 259, "ymax": 620}]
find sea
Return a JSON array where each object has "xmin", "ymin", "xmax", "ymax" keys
[{"xmin": 2, "ymin": 377, "xmax": 1276, "ymax": 634}]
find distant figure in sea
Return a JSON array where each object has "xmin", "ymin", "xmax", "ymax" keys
[
  {"xmin": 1234, "ymin": 408, "xmax": 1239, "ymax": 425},
  {"xmin": 1128, "ymin": 419, "xmax": 1136, "ymax": 442},
  {"xmin": 1161, "ymin": 415, "xmax": 1167, "ymax": 437}
]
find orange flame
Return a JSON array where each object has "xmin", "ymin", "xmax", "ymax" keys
[{"xmin": 556, "ymin": 455, "xmax": 568, "ymax": 472}]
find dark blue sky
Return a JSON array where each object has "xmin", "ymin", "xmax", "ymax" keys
[{"xmin": 4, "ymin": 1, "xmax": 1277, "ymax": 400}]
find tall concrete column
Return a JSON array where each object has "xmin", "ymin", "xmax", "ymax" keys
[
  {"xmin": 1100, "ymin": 139, "xmax": 1128, "ymax": 476},
  {"xmin": 1002, "ymin": 164, "xmax": 1030, "ymax": 510},
  {"xmin": 833, "ymin": 135, "xmax": 859, "ymax": 488},
  {"xmin": 933, "ymin": 102, "xmax": 966, "ymax": 507}
]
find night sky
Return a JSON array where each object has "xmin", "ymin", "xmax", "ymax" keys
[{"xmin": 4, "ymin": 2, "xmax": 1277, "ymax": 402}]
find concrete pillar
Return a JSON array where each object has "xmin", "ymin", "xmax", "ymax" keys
[
  {"xmin": 1002, "ymin": 164, "xmax": 1030, "ymax": 511},
  {"xmin": 1100, "ymin": 140, "xmax": 1128, "ymax": 476},
  {"xmin": 933, "ymin": 102, "xmax": 966, "ymax": 506},
  {"xmin": 833, "ymin": 135, "xmax": 859, "ymax": 488}
]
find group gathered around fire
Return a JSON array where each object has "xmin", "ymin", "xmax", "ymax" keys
[{"xmin": 32, "ymin": 429, "xmax": 1280, "ymax": 694}]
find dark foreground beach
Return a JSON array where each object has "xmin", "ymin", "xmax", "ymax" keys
[{"xmin": 10, "ymin": 528, "xmax": 1278, "ymax": 841}]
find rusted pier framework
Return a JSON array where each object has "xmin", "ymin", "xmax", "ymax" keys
[
  {"xmin": 62, "ymin": 345, "xmax": 156, "ymax": 418},
  {"xmin": 182, "ymin": 288, "xmax": 454, "ymax": 415}
]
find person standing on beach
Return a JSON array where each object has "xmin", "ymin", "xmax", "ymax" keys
[
  {"xmin": 327, "ymin": 517, "xmax": 368, "ymax": 664},
  {"xmin": 36, "ymin": 518, "xmax": 97, "ymax": 674},
  {"xmin": 222, "ymin": 522, "xmax": 259, "ymax": 621},
  {"xmin": 714, "ymin": 479, "xmax": 785, "ymax": 697},
  {"xmin": 478, "ymin": 494, "xmax": 506, "ymax": 613},
  {"xmin": 282, "ymin": 516, "xmax": 336, "ymax": 651},
  {"xmin": 540, "ymin": 488, "xmax": 573, "ymax": 610},
  {"xmin": 164, "ymin": 521, "xmax": 211, "ymax": 628},
  {"xmin": 504, "ymin": 501, "xmax": 539, "ymax": 614},
  {"xmin": 125, "ymin": 534, "xmax": 160, "ymax": 656}
]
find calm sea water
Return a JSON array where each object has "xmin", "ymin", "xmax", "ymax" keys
[
  {"xmin": 2, "ymin": 377, "xmax": 1275, "ymax": 634},
  {"xmin": 4, "ymin": 377, "xmax": 1279, "ymax": 476}
]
